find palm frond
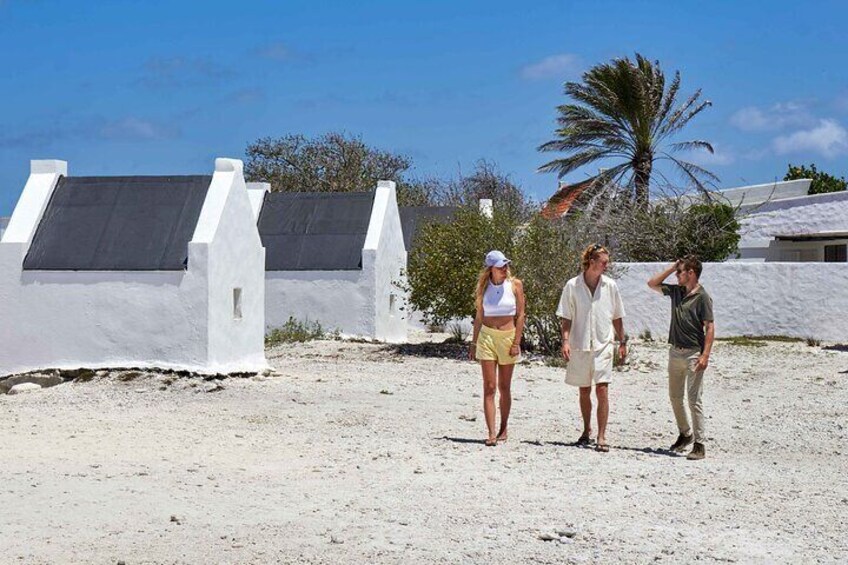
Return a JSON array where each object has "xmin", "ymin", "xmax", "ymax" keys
[
  {"xmin": 658, "ymin": 152, "xmax": 721, "ymax": 193},
  {"xmin": 670, "ymin": 140, "xmax": 714, "ymax": 154}
]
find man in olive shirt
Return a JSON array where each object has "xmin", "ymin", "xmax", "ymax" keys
[{"xmin": 648, "ymin": 255, "xmax": 715, "ymax": 460}]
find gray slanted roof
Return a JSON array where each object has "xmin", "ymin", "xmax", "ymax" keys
[
  {"xmin": 23, "ymin": 175, "xmax": 212, "ymax": 271},
  {"xmin": 399, "ymin": 206, "xmax": 458, "ymax": 251},
  {"xmin": 258, "ymin": 191, "xmax": 375, "ymax": 271}
]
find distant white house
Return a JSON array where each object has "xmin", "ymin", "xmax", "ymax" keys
[
  {"xmin": 713, "ymin": 179, "xmax": 848, "ymax": 262},
  {"xmin": 0, "ymin": 158, "xmax": 266, "ymax": 376},
  {"xmin": 256, "ymin": 181, "xmax": 408, "ymax": 343}
]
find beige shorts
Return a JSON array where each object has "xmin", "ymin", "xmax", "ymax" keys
[
  {"xmin": 565, "ymin": 343, "xmax": 614, "ymax": 387},
  {"xmin": 475, "ymin": 325, "xmax": 520, "ymax": 365}
]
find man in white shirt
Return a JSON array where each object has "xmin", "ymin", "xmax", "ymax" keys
[{"xmin": 557, "ymin": 244, "xmax": 626, "ymax": 452}]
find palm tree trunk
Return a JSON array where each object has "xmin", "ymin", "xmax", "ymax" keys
[{"xmin": 634, "ymin": 156, "xmax": 652, "ymax": 209}]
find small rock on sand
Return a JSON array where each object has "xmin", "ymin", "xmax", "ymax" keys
[{"xmin": 7, "ymin": 383, "xmax": 42, "ymax": 395}]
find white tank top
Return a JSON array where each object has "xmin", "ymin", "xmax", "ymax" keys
[{"xmin": 482, "ymin": 279, "xmax": 517, "ymax": 317}]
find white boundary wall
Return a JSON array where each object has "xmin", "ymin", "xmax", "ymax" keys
[
  {"xmin": 264, "ymin": 181, "xmax": 408, "ymax": 343},
  {"xmin": 0, "ymin": 158, "xmax": 266, "ymax": 376},
  {"xmin": 615, "ymin": 262, "xmax": 848, "ymax": 341}
]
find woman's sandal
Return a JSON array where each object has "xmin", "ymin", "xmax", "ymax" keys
[
  {"xmin": 576, "ymin": 434, "xmax": 594, "ymax": 447},
  {"xmin": 485, "ymin": 438, "xmax": 498, "ymax": 447},
  {"xmin": 496, "ymin": 433, "xmax": 508, "ymax": 443},
  {"xmin": 595, "ymin": 443, "xmax": 610, "ymax": 453}
]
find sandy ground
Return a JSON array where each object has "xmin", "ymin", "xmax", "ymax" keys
[{"xmin": 1, "ymin": 334, "xmax": 847, "ymax": 564}]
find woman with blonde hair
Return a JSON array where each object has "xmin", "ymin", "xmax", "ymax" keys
[{"xmin": 470, "ymin": 250, "xmax": 526, "ymax": 446}]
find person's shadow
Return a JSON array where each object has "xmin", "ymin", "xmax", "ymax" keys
[
  {"xmin": 519, "ymin": 439, "xmax": 681, "ymax": 457},
  {"xmin": 441, "ymin": 436, "xmax": 488, "ymax": 445}
]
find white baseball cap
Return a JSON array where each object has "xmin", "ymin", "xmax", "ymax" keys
[{"xmin": 484, "ymin": 250, "xmax": 511, "ymax": 268}]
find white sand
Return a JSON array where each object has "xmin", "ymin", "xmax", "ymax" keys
[{"xmin": 1, "ymin": 335, "xmax": 847, "ymax": 564}]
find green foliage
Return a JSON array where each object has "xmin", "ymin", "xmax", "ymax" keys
[
  {"xmin": 407, "ymin": 206, "xmax": 519, "ymax": 325},
  {"xmin": 244, "ymin": 132, "xmax": 436, "ymax": 206},
  {"xmin": 538, "ymin": 53, "xmax": 716, "ymax": 207},
  {"xmin": 680, "ymin": 202, "xmax": 741, "ymax": 261},
  {"xmin": 611, "ymin": 200, "xmax": 740, "ymax": 262},
  {"xmin": 718, "ymin": 335, "xmax": 805, "ymax": 346},
  {"xmin": 407, "ymin": 208, "xmax": 580, "ymax": 357},
  {"xmin": 512, "ymin": 215, "xmax": 580, "ymax": 356},
  {"xmin": 784, "ymin": 163, "xmax": 847, "ymax": 195},
  {"xmin": 265, "ymin": 317, "xmax": 326, "ymax": 346},
  {"xmin": 716, "ymin": 336, "xmax": 767, "ymax": 347}
]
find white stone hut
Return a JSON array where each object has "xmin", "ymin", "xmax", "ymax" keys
[
  {"xmin": 257, "ymin": 181, "xmax": 408, "ymax": 342},
  {"xmin": 719, "ymin": 180, "xmax": 848, "ymax": 262},
  {"xmin": 0, "ymin": 158, "xmax": 266, "ymax": 376}
]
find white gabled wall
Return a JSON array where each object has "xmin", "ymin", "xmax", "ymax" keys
[
  {"xmin": 1, "ymin": 160, "xmax": 66, "ymax": 249},
  {"xmin": 246, "ymin": 182, "xmax": 270, "ymax": 221},
  {"xmin": 367, "ymin": 181, "xmax": 408, "ymax": 343},
  {"xmin": 198, "ymin": 159, "xmax": 267, "ymax": 372}
]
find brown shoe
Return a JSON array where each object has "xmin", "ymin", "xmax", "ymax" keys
[
  {"xmin": 686, "ymin": 443, "xmax": 705, "ymax": 460},
  {"xmin": 670, "ymin": 433, "xmax": 693, "ymax": 452}
]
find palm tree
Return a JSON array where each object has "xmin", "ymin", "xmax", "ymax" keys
[{"xmin": 538, "ymin": 53, "xmax": 717, "ymax": 210}]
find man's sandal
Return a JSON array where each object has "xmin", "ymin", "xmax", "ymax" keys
[{"xmin": 595, "ymin": 443, "xmax": 610, "ymax": 453}]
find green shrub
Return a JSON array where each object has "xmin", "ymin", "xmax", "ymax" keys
[
  {"xmin": 785, "ymin": 163, "xmax": 847, "ymax": 195},
  {"xmin": 265, "ymin": 317, "xmax": 326, "ymax": 346},
  {"xmin": 612, "ymin": 200, "xmax": 740, "ymax": 262}
]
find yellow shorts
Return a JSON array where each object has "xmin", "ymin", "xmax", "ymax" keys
[{"xmin": 475, "ymin": 325, "xmax": 520, "ymax": 365}]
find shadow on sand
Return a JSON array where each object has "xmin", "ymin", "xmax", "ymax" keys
[
  {"xmin": 519, "ymin": 439, "xmax": 682, "ymax": 457},
  {"xmin": 384, "ymin": 342, "xmax": 468, "ymax": 360},
  {"xmin": 440, "ymin": 436, "xmax": 488, "ymax": 445}
]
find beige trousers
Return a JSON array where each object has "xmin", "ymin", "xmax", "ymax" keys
[{"xmin": 667, "ymin": 346, "xmax": 705, "ymax": 444}]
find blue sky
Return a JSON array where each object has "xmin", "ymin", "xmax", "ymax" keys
[{"xmin": 2, "ymin": 0, "xmax": 848, "ymax": 214}]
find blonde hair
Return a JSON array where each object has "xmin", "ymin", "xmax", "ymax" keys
[
  {"xmin": 474, "ymin": 265, "xmax": 513, "ymax": 311},
  {"xmin": 581, "ymin": 243, "xmax": 609, "ymax": 270}
]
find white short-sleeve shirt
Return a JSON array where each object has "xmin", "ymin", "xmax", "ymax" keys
[{"xmin": 556, "ymin": 273, "xmax": 625, "ymax": 352}]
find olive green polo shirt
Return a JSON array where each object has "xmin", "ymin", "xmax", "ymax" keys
[{"xmin": 661, "ymin": 284, "xmax": 714, "ymax": 352}]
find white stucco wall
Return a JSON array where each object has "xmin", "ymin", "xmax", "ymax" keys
[
  {"xmin": 737, "ymin": 190, "xmax": 848, "ymax": 261},
  {"xmin": 264, "ymin": 181, "xmax": 409, "ymax": 342},
  {"xmin": 196, "ymin": 159, "xmax": 267, "ymax": 372},
  {"xmin": 0, "ymin": 158, "xmax": 266, "ymax": 376},
  {"xmin": 614, "ymin": 262, "xmax": 848, "ymax": 342},
  {"xmin": 365, "ymin": 181, "xmax": 408, "ymax": 343},
  {"xmin": 713, "ymin": 179, "xmax": 811, "ymax": 208},
  {"xmin": 246, "ymin": 182, "xmax": 269, "ymax": 220},
  {"xmin": 265, "ymin": 270, "xmax": 373, "ymax": 337}
]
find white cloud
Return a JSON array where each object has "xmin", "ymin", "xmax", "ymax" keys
[
  {"xmin": 772, "ymin": 119, "xmax": 848, "ymax": 158},
  {"xmin": 519, "ymin": 53, "xmax": 581, "ymax": 80},
  {"xmin": 729, "ymin": 102, "xmax": 813, "ymax": 132},
  {"xmin": 138, "ymin": 56, "xmax": 235, "ymax": 88},
  {"xmin": 98, "ymin": 118, "xmax": 179, "ymax": 141},
  {"xmin": 257, "ymin": 42, "xmax": 296, "ymax": 61}
]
